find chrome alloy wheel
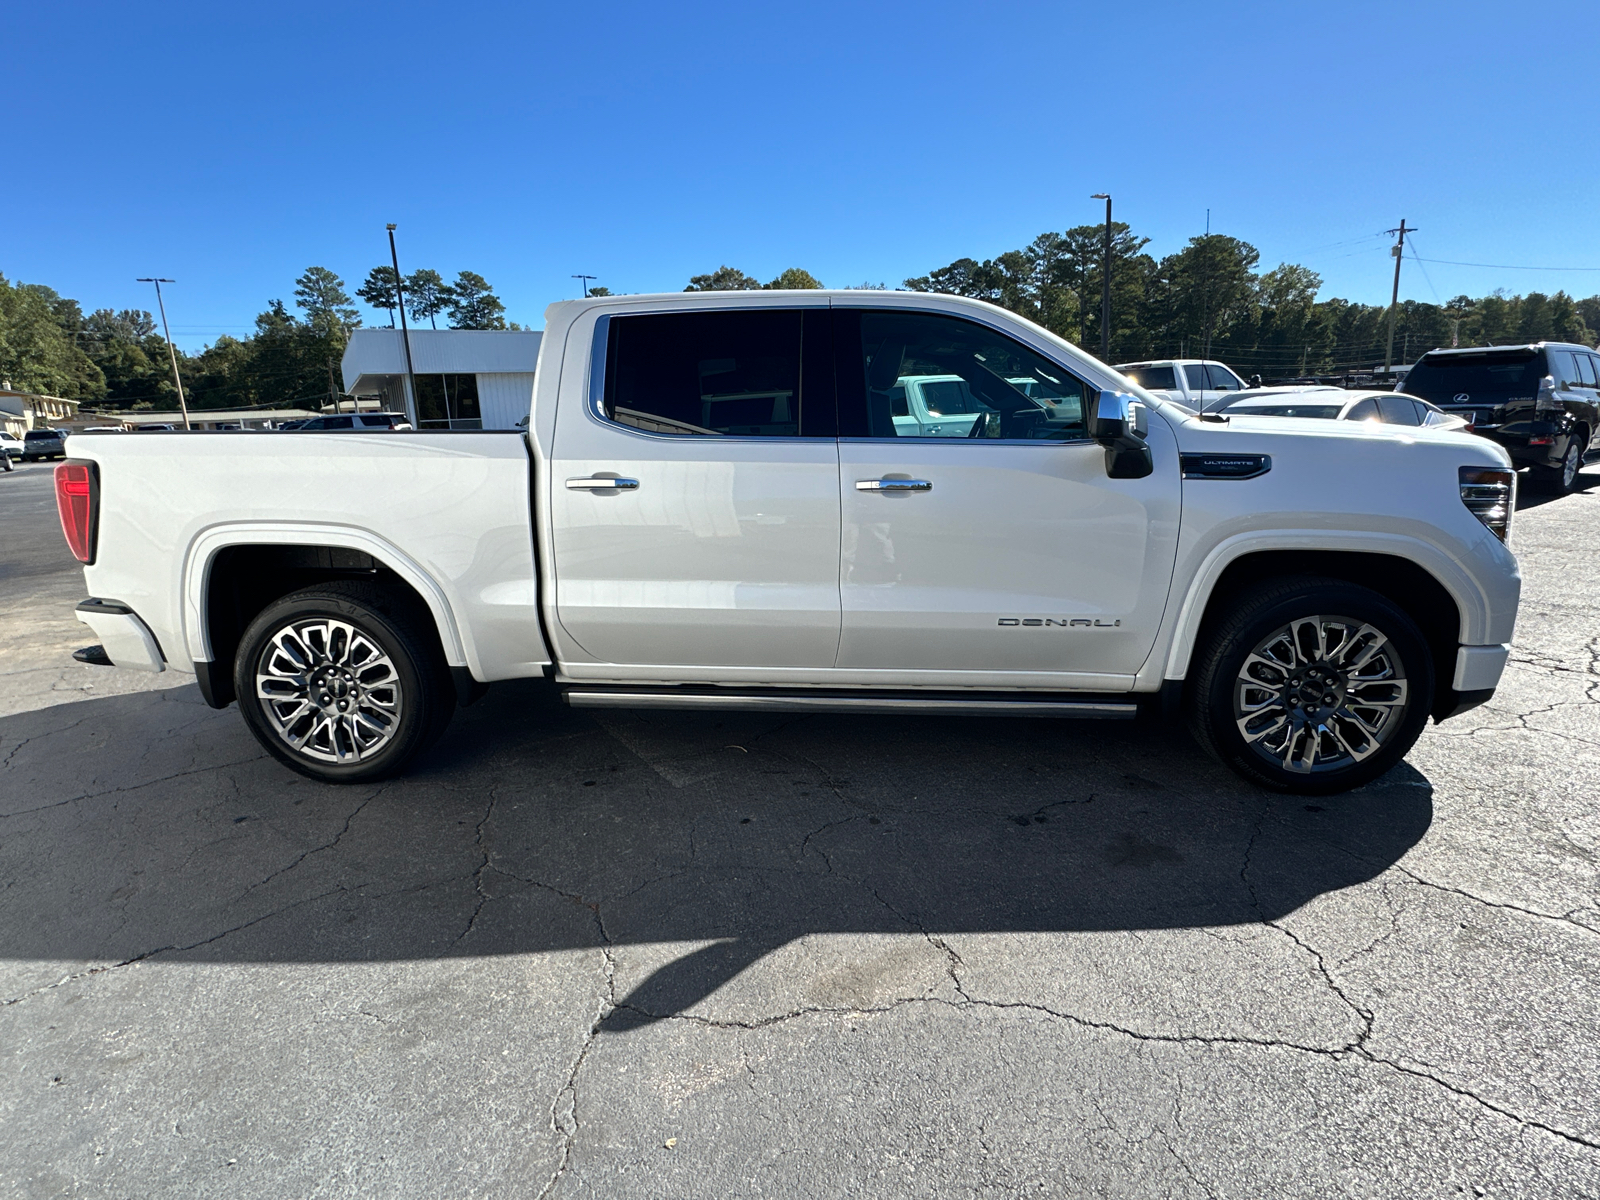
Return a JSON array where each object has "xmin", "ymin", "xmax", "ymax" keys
[
  {"xmin": 255, "ymin": 618, "xmax": 403, "ymax": 764},
  {"xmin": 1234, "ymin": 616, "xmax": 1409, "ymax": 775}
]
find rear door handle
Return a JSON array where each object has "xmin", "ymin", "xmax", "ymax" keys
[
  {"xmin": 566, "ymin": 477, "xmax": 640, "ymax": 490},
  {"xmin": 856, "ymin": 479, "xmax": 932, "ymax": 492}
]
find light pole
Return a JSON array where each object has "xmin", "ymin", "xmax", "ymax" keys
[
  {"xmin": 572, "ymin": 274, "xmax": 597, "ymax": 298},
  {"xmin": 387, "ymin": 225, "xmax": 420, "ymax": 427},
  {"xmin": 1090, "ymin": 195, "xmax": 1112, "ymax": 361},
  {"xmin": 136, "ymin": 278, "xmax": 191, "ymax": 430}
]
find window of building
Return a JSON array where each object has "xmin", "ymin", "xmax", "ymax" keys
[{"xmin": 414, "ymin": 374, "xmax": 482, "ymax": 429}]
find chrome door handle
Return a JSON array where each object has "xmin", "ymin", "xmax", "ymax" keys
[
  {"xmin": 566, "ymin": 477, "xmax": 640, "ymax": 490},
  {"xmin": 856, "ymin": 479, "xmax": 932, "ymax": 492}
]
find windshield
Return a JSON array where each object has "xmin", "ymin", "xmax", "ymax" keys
[
  {"xmin": 1221, "ymin": 403, "xmax": 1344, "ymax": 419},
  {"xmin": 1402, "ymin": 349, "xmax": 1542, "ymax": 406}
]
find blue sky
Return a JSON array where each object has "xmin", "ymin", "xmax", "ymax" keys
[{"xmin": 5, "ymin": 0, "xmax": 1598, "ymax": 350}]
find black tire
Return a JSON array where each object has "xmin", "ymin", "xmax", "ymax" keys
[
  {"xmin": 1186, "ymin": 577, "xmax": 1433, "ymax": 795},
  {"xmin": 1534, "ymin": 432, "xmax": 1587, "ymax": 494},
  {"xmin": 234, "ymin": 582, "xmax": 455, "ymax": 783}
]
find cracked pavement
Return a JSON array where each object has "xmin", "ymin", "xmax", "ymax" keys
[{"xmin": 2, "ymin": 460, "xmax": 1599, "ymax": 1197}]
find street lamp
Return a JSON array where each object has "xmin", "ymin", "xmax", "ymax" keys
[
  {"xmin": 572, "ymin": 274, "xmax": 597, "ymax": 298},
  {"xmin": 135, "ymin": 278, "xmax": 191, "ymax": 430},
  {"xmin": 1090, "ymin": 195, "xmax": 1112, "ymax": 361}
]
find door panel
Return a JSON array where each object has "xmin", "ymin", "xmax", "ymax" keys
[
  {"xmin": 549, "ymin": 307, "xmax": 841, "ymax": 670},
  {"xmin": 837, "ymin": 433, "xmax": 1181, "ymax": 678}
]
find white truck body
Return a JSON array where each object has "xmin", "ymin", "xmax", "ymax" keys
[
  {"xmin": 1115, "ymin": 359, "xmax": 1251, "ymax": 412},
  {"xmin": 60, "ymin": 290, "xmax": 1522, "ymax": 791}
]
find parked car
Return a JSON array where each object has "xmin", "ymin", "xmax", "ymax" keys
[
  {"xmin": 133, "ymin": 424, "xmax": 177, "ymax": 432},
  {"xmin": 285, "ymin": 412, "xmax": 410, "ymax": 431},
  {"xmin": 1208, "ymin": 389, "xmax": 1470, "ymax": 431},
  {"xmin": 58, "ymin": 290, "xmax": 1519, "ymax": 796},
  {"xmin": 22, "ymin": 429, "xmax": 68, "ymax": 461},
  {"xmin": 1399, "ymin": 343, "xmax": 1600, "ymax": 493},
  {"xmin": 0, "ymin": 431, "xmax": 23, "ymax": 461},
  {"xmin": 1115, "ymin": 359, "xmax": 1251, "ymax": 411}
]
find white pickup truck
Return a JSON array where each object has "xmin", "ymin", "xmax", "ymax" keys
[
  {"xmin": 1115, "ymin": 358, "xmax": 1252, "ymax": 412},
  {"xmin": 55, "ymin": 291, "xmax": 1521, "ymax": 795}
]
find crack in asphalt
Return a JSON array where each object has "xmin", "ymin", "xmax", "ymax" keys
[
  {"xmin": 453, "ymin": 787, "xmax": 501, "ymax": 947},
  {"xmin": 606, "ymin": 991, "xmax": 1600, "ymax": 1154},
  {"xmin": 1394, "ymin": 865, "xmax": 1600, "ymax": 938},
  {"xmin": 239, "ymin": 786, "xmax": 385, "ymax": 899},
  {"xmin": 0, "ymin": 755, "xmax": 268, "ymax": 820}
]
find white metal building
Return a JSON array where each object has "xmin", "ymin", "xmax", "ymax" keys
[{"xmin": 341, "ymin": 329, "xmax": 542, "ymax": 430}]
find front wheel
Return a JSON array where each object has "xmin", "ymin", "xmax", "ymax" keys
[
  {"xmin": 234, "ymin": 583, "xmax": 455, "ymax": 783},
  {"xmin": 1187, "ymin": 578, "xmax": 1433, "ymax": 795}
]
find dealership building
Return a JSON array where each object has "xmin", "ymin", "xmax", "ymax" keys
[{"xmin": 340, "ymin": 328, "xmax": 542, "ymax": 430}]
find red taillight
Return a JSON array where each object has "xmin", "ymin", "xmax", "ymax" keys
[{"xmin": 54, "ymin": 460, "xmax": 98, "ymax": 564}]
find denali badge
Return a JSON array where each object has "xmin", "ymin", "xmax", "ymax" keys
[{"xmin": 998, "ymin": 617, "xmax": 1121, "ymax": 627}]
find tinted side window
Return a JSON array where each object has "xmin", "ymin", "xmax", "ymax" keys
[
  {"xmin": 1123, "ymin": 364, "xmax": 1176, "ymax": 390},
  {"xmin": 1578, "ymin": 354, "xmax": 1598, "ymax": 388},
  {"xmin": 1345, "ymin": 398, "xmax": 1380, "ymax": 421},
  {"xmin": 840, "ymin": 310, "xmax": 1088, "ymax": 441},
  {"xmin": 1207, "ymin": 364, "xmax": 1244, "ymax": 391},
  {"xmin": 604, "ymin": 310, "xmax": 805, "ymax": 437},
  {"xmin": 1554, "ymin": 350, "xmax": 1582, "ymax": 386},
  {"xmin": 1184, "ymin": 364, "xmax": 1209, "ymax": 391},
  {"xmin": 1377, "ymin": 395, "xmax": 1422, "ymax": 425}
]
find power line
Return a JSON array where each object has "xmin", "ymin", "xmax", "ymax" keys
[{"xmin": 1412, "ymin": 257, "xmax": 1600, "ymax": 272}]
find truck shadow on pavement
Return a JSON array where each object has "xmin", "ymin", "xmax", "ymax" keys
[{"xmin": 0, "ymin": 679, "xmax": 1433, "ymax": 1024}]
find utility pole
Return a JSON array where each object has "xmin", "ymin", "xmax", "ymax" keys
[
  {"xmin": 136, "ymin": 278, "xmax": 191, "ymax": 430},
  {"xmin": 1383, "ymin": 219, "xmax": 1414, "ymax": 373},
  {"xmin": 387, "ymin": 225, "xmax": 420, "ymax": 427},
  {"xmin": 572, "ymin": 274, "xmax": 597, "ymax": 298},
  {"xmin": 1090, "ymin": 194, "xmax": 1112, "ymax": 360}
]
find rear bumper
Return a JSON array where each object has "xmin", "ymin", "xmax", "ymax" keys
[{"xmin": 74, "ymin": 599, "xmax": 165, "ymax": 673}]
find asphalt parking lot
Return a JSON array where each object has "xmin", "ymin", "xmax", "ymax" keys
[{"xmin": 2, "ymin": 457, "xmax": 1598, "ymax": 1198}]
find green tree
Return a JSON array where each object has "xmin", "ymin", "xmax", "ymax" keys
[
  {"xmin": 1156, "ymin": 235, "xmax": 1261, "ymax": 359},
  {"xmin": 356, "ymin": 267, "xmax": 400, "ymax": 327},
  {"xmin": 447, "ymin": 271, "xmax": 507, "ymax": 329},
  {"xmin": 0, "ymin": 275, "xmax": 105, "ymax": 400},
  {"xmin": 294, "ymin": 267, "xmax": 361, "ymax": 336},
  {"xmin": 586, "ymin": 286, "xmax": 613, "ymax": 297},
  {"xmin": 404, "ymin": 269, "xmax": 454, "ymax": 329},
  {"xmin": 685, "ymin": 266, "xmax": 762, "ymax": 291},
  {"xmin": 765, "ymin": 268, "xmax": 823, "ymax": 290}
]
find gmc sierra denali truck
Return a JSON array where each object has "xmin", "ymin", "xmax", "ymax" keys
[{"xmin": 55, "ymin": 290, "xmax": 1521, "ymax": 795}]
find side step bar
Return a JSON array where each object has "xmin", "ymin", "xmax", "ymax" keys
[{"xmin": 563, "ymin": 687, "xmax": 1137, "ymax": 720}]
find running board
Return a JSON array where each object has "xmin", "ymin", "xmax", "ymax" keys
[{"xmin": 562, "ymin": 687, "xmax": 1137, "ymax": 719}]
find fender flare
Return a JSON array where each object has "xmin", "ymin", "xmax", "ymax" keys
[
  {"xmin": 182, "ymin": 522, "xmax": 468, "ymax": 668},
  {"xmin": 1159, "ymin": 529, "xmax": 1489, "ymax": 681}
]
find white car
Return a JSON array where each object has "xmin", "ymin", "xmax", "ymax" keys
[
  {"xmin": 1114, "ymin": 358, "xmax": 1251, "ymax": 412},
  {"xmin": 0, "ymin": 431, "xmax": 23, "ymax": 460},
  {"xmin": 56, "ymin": 290, "xmax": 1519, "ymax": 796},
  {"xmin": 1210, "ymin": 389, "xmax": 1470, "ymax": 431}
]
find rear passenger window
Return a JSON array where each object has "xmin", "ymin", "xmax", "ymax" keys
[
  {"xmin": 1554, "ymin": 351, "xmax": 1583, "ymax": 386},
  {"xmin": 1346, "ymin": 398, "xmax": 1380, "ymax": 421},
  {"xmin": 1123, "ymin": 364, "xmax": 1176, "ymax": 389},
  {"xmin": 1577, "ymin": 354, "xmax": 1598, "ymax": 388},
  {"xmin": 1377, "ymin": 395, "xmax": 1422, "ymax": 425},
  {"xmin": 603, "ymin": 310, "xmax": 806, "ymax": 437}
]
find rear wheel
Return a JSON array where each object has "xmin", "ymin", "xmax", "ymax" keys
[
  {"xmin": 234, "ymin": 583, "xmax": 455, "ymax": 783},
  {"xmin": 1187, "ymin": 578, "xmax": 1433, "ymax": 795},
  {"xmin": 1537, "ymin": 432, "xmax": 1588, "ymax": 494}
]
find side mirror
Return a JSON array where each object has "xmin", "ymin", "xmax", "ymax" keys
[
  {"xmin": 1089, "ymin": 391, "xmax": 1153, "ymax": 479},
  {"xmin": 1088, "ymin": 392, "xmax": 1147, "ymax": 441}
]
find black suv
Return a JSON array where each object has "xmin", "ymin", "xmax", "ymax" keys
[{"xmin": 1402, "ymin": 342, "xmax": 1600, "ymax": 493}]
